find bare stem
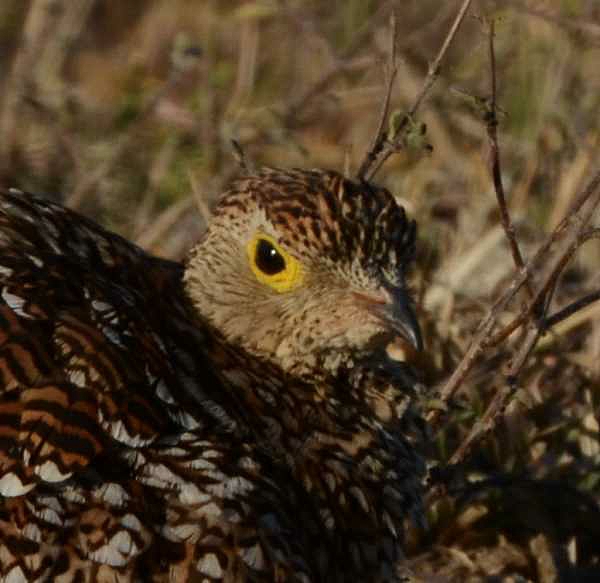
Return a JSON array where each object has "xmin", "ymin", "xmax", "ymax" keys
[
  {"xmin": 449, "ymin": 324, "xmax": 541, "ymax": 465},
  {"xmin": 544, "ymin": 289, "xmax": 600, "ymax": 330},
  {"xmin": 356, "ymin": 12, "xmax": 398, "ymax": 181},
  {"xmin": 485, "ymin": 19, "xmax": 533, "ymax": 297},
  {"xmin": 428, "ymin": 169, "xmax": 600, "ymax": 427},
  {"xmin": 357, "ymin": 0, "xmax": 475, "ymax": 181}
]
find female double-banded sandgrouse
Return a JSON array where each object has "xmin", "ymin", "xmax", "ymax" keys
[{"xmin": 0, "ymin": 168, "xmax": 424, "ymax": 582}]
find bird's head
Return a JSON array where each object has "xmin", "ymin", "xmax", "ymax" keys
[{"xmin": 185, "ymin": 168, "xmax": 421, "ymax": 381}]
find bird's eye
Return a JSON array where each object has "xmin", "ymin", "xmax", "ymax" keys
[
  {"xmin": 246, "ymin": 233, "xmax": 303, "ymax": 293},
  {"xmin": 255, "ymin": 238, "xmax": 286, "ymax": 275}
]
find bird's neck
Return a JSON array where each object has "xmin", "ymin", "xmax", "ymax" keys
[
  {"xmin": 203, "ymin": 323, "xmax": 424, "ymax": 490},
  {"xmin": 170, "ymin": 315, "xmax": 425, "ymax": 576}
]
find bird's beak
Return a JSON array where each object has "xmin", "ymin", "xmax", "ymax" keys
[
  {"xmin": 383, "ymin": 287, "xmax": 423, "ymax": 352},
  {"xmin": 355, "ymin": 287, "xmax": 423, "ymax": 353}
]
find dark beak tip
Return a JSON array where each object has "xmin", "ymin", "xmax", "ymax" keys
[
  {"xmin": 391, "ymin": 316, "xmax": 423, "ymax": 354},
  {"xmin": 358, "ymin": 287, "xmax": 423, "ymax": 353},
  {"xmin": 387, "ymin": 288, "xmax": 423, "ymax": 353},
  {"xmin": 404, "ymin": 323, "xmax": 424, "ymax": 353}
]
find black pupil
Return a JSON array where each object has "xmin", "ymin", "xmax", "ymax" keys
[{"xmin": 255, "ymin": 239, "xmax": 286, "ymax": 275}]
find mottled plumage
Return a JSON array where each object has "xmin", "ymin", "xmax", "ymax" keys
[{"xmin": 0, "ymin": 168, "xmax": 425, "ymax": 582}]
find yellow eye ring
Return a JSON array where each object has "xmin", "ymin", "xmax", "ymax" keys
[{"xmin": 246, "ymin": 233, "xmax": 303, "ymax": 293}]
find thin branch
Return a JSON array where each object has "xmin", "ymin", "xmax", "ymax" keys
[
  {"xmin": 449, "ymin": 323, "xmax": 541, "ymax": 465},
  {"xmin": 486, "ymin": 227, "xmax": 600, "ymax": 346},
  {"xmin": 536, "ymin": 226, "xmax": 600, "ymax": 330},
  {"xmin": 408, "ymin": 0, "xmax": 473, "ymax": 117},
  {"xmin": 544, "ymin": 289, "xmax": 600, "ymax": 331},
  {"xmin": 357, "ymin": 0, "xmax": 475, "ymax": 181},
  {"xmin": 578, "ymin": 226, "xmax": 600, "ymax": 244},
  {"xmin": 356, "ymin": 12, "xmax": 398, "ymax": 181},
  {"xmin": 427, "ymin": 169, "xmax": 600, "ymax": 427},
  {"xmin": 484, "ymin": 19, "xmax": 533, "ymax": 298}
]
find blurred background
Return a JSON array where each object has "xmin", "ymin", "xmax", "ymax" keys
[{"xmin": 1, "ymin": 1, "xmax": 600, "ymax": 580}]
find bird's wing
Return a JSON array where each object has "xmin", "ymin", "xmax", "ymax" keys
[
  {"xmin": 0, "ymin": 189, "xmax": 217, "ymax": 578},
  {"xmin": 0, "ymin": 188, "xmax": 198, "ymax": 496},
  {"xmin": 0, "ymin": 190, "xmax": 312, "ymax": 582}
]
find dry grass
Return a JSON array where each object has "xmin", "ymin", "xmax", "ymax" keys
[{"xmin": 1, "ymin": 1, "xmax": 600, "ymax": 581}]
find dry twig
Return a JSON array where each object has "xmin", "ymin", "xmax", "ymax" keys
[
  {"xmin": 425, "ymin": 21, "xmax": 600, "ymax": 459},
  {"xmin": 356, "ymin": 12, "xmax": 398, "ymax": 181},
  {"xmin": 428, "ymin": 169, "xmax": 600, "ymax": 431},
  {"xmin": 449, "ymin": 324, "xmax": 541, "ymax": 465},
  {"xmin": 484, "ymin": 19, "xmax": 532, "ymax": 298},
  {"xmin": 356, "ymin": 0, "xmax": 475, "ymax": 181},
  {"xmin": 544, "ymin": 289, "xmax": 600, "ymax": 331},
  {"xmin": 231, "ymin": 140, "xmax": 254, "ymax": 174}
]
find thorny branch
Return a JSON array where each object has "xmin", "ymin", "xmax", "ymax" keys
[{"xmin": 357, "ymin": 0, "xmax": 475, "ymax": 181}]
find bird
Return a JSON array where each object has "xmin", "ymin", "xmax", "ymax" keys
[{"xmin": 0, "ymin": 167, "xmax": 425, "ymax": 582}]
